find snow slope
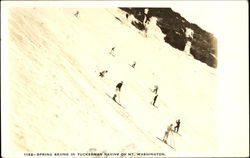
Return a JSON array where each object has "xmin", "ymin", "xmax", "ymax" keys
[{"xmin": 6, "ymin": 8, "xmax": 216, "ymax": 157}]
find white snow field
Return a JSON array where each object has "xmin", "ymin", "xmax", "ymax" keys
[{"xmin": 6, "ymin": 8, "xmax": 217, "ymax": 157}]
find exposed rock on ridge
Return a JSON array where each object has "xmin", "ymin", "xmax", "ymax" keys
[{"xmin": 120, "ymin": 8, "xmax": 217, "ymax": 68}]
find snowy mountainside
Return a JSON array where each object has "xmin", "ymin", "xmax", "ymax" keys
[
  {"xmin": 120, "ymin": 8, "xmax": 217, "ymax": 68},
  {"xmin": 7, "ymin": 8, "xmax": 216, "ymax": 156}
]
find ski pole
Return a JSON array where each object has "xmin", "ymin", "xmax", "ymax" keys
[{"xmin": 171, "ymin": 131, "xmax": 176, "ymax": 150}]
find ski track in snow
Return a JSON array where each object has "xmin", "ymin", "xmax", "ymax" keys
[{"xmin": 7, "ymin": 8, "xmax": 217, "ymax": 155}]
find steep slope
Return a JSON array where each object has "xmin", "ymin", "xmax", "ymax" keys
[{"xmin": 7, "ymin": 8, "xmax": 216, "ymax": 156}]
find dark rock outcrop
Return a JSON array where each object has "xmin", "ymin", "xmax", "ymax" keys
[{"xmin": 120, "ymin": 8, "xmax": 217, "ymax": 68}]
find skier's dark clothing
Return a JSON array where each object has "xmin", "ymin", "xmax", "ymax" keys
[
  {"xmin": 152, "ymin": 94, "xmax": 158, "ymax": 105},
  {"xmin": 116, "ymin": 82, "xmax": 123, "ymax": 91},
  {"xmin": 126, "ymin": 13, "xmax": 129, "ymax": 19},
  {"xmin": 99, "ymin": 70, "xmax": 108, "ymax": 77},
  {"xmin": 109, "ymin": 47, "xmax": 115, "ymax": 56},
  {"xmin": 74, "ymin": 11, "xmax": 79, "ymax": 17},
  {"xmin": 99, "ymin": 73, "xmax": 104, "ymax": 77},
  {"xmin": 131, "ymin": 61, "xmax": 136, "ymax": 68},
  {"xmin": 153, "ymin": 86, "xmax": 158, "ymax": 94},
  {"xmin": 174, "ymin": 119, "xmax": 181, "ymax": 133},
  {"xmin": 112, "ymin": 94, "xmax": 117, "ymax": 101},
  {"xmin": 112, "ymin": 81, "xmax": 123, "ymax": 101}
]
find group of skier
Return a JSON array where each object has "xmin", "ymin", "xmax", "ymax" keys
[
  {"xmin": 98, "ymin": 9, "xmax": 181, "ymax": 147},
  {"xmin": 75, "ymin": 9, "xmax": 182, "ymax": 149},
  {"xmin": 163, "ymin": 119, "xmax": 181, "ymax": 144},
  {"xmin": 98, "ymin": 45, "xmax": 182, "ymax": 147},
  {"xmin": 110, "ymin": 80, "xmax": 181, "ymax": 145},
  {"xmin": 100, "ymin": 47, "xmax": 159, "ymax": 106}
]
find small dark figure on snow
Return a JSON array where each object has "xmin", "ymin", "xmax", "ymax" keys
[
  {"xmin": 174, "ymin": 119, "xmax": 181, "ymax": 133},
  {"xmin": 112, "ymin": 81, "xmax": 123, "ymax": 102},
  {"xmin": 109, "ymin": 47, "xmax": 115, "ymax": 56},
  {"xmin": 126, "ymin": 13, "xmax": 129, "ymax": 19},
  {"xmin": 163, "ymin": 124, "xmax": 173, "ymax": 143},
  {"xmin": 152, "ymin": 94, "xmax": 158, "ymax": 106},
  {"xmin": 153, "ymin": 85, "xmax": 158, "ymax": 94},
  {"xmin": 131, "ymin": 61, "xmax": 136, "ymax": 68},
  {"xmin": 74, "ymin": 11, "xmax": 79, "ymax": 18},
  {"xmin": 115, "ymin": 81, "xmax": 123, "ymax": 91},
  {"xmin": 99, "ymin": 70, "xmax": 108, "ymax": 78}
]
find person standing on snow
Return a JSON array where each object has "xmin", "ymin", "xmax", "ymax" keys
[
  {"xmin": 152, "ymin": 94, "xmax": 158, "ymax": 106},
  {"xmin": 143, "ymin": 8, "xmax": 150, "ymax": 26},
  {"xmin": 163, "ymin": 124, "xmax": 174, "ymax": 143},
  {"xmin": 131, "ymin": 61, "xmax": 136, "ymax": 68},
  {"xmin": 109, "ymin": 47, "xmax": 115, "ymax": 56},
  {"xmin": 174, "ymin": 119, "xmax": 181, "ymax": 133},
  {"xmin": 74, "ymin": 11, "xmax": 79, "ymax": 18},
  {"xmin": 112, "ymin": 81, "xmax": 123, "ymax": 102}
]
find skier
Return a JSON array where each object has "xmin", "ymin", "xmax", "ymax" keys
[
  {"xmin": 143, "ymin": 8, "xmax": 150, "ymax": 37},
  {"xmin": 152, "ymin": 94, "xmax": 158, "ymax": 106},
  {"xmin": 163, "ymin": 124, "xmax": 174, "ymax": 143},
  {"xmin": 99, "ymin": 70, "xmax": 108, "ymax": 78},
  {"xmin": 126, "ymin": 13, "xmax": 129, "ymax": 19},
  {"xmin": 131, "ymin": 61, "xmax": 136, "ymax": 68},
  {"xmin": 174, "ymin": 119, "xmax": 181, "ymax": 133},
  {"xmin": 143, "ymin": 8, "xmax": 150, "ymax": 26},
  {"xmin": 74, "ymin": 11, "xmax": 79, "ymax": 18},
  {"xmin": 112, "ymin": 81, "xmax": 123, "ymax": 102},
  {"xmin": 152, "ymin": 85, "xmax": 158, "ymax": 94},
  {"xmin": 109, "ymin": 47, "xmax": 115, "ymax": 56}
]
